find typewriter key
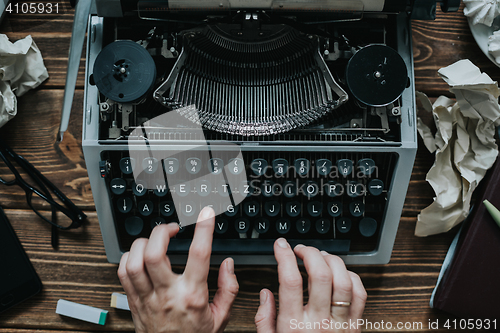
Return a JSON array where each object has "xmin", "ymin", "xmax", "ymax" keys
[
  {"xmin": 286, "ymin": 201, "xmax": 301, "ymax": 217},
  {"xmin": 276, "ymin": 219, "xmax": 291, "ymax": 234},
  {"xmin": 358, "ymin": 158, "xmax": 377, "ymax": 177},
  {"xmin": 349, "ymin": 201, "xmax": 365, "ymax": 217},
  {"xmin": 119, "ymin": 157, "xmax": 135, "ymax": 175},
  {"xmin": 251, "ymin": 158, "xmax": 268, "ymax": 176},
  {"xmin": 215, "ymin": 219, "xmax": 229, "ymax": 234},
  {"xmin": 150, "ymin": 217, "xmax": 166, "ymax": 230},
  {"xmin": 235, "ymin": 218, "xmax": 250, "ymax": 233},
  {"xmin": 359, "ymin": 217, "xmax": 378, "ymax": 237},
  {"xmin": 159, "ymin": 201, "xmax": 175, "ymax": 217},
  {"xmin": 316, "ymin": 159, "xmax": 332, "ymax": 176},
  {"xmin": 307, "ymin": 201, "xmax": 323, "ymax": 217},
  {"xmin": 283, "ymin": 181, "xmax": 297, "ymax": 198},
  {"xmin": 327, "ymin": 202, "xmax": 342, "ymax": 217},
  {"xmin": 244, "ymin": 201, "xmax": 259, "ymax": 217},
  {"xmin": 132, "ymin": 180, "xmax": 148, "ymax": 197},
  {"xmin": 196, "ymin": 180, "xmax": 212, "ymax": 197},
  {"xmin": 208, "ymin": 158, "xmax": 223, "ymax": 175},
  {"xmin": 117, "ymin": 197, "xmax": 133, "ymax": 214},
  {"xmin": 110, "ymin": 178, "xmax": 126, "ymax": 195},
  {"xmin": 336, "ymin": 218, "xmax": 351, "ymax": 234},
  {"xmin": 315, "ymin": 218, "xmax": 331, "ymax": 234},
  {"xmin": 272, "ymin": 159, "xmax": 288, "ymax": 176},
  {"xmin": 142, "ymin": 157, "xmax": 159, "ymax": 174},
  {"xmin": 254, "ymin": 218, "xmax": 270, "ymax": 234},
  {"xmin": 124, "ymin": 216, "xmax": 144, "ymax": 236},
  {"xmin": 153, "ymin": 181, "xmax": 169, "ymax": 197},
  {"xmin": 368, "ymin": 179, "xmax": 384, "ymax": 196},
  {"xmin": 264, "ymin": 201, "xmax": 280, "ymax": 217},
  {"xmin": 164, "ymin": 158, "xmax": 179, "ymax": 175},
  {"xmin": 337, "ymin": 159, "xmax": 353, "ymax": 177},
  {"xmin": 296, "ymin": 218, "xmax": 311, "ymax": 234},
  {"xmin": 294, "ymin": 158, "xmax": 310, "ymax": 177},
  {"xmin": 224, "ymin": 204, "xmax": 238, "ymax": 217},
  {"xmin": 186, "ymin": 158, "xmax": 202, "ymax": 175},
  {"xmin": 138, "ymin": 200, "xmax": 154, "ymax": 217}
]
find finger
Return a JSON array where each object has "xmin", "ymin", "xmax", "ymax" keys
[
  {"xmin": 321, "ymin": 252, "xmax": 353, "ymax": 319},
  {"xmin": 347, "ymin": 271, "xmax": 367, "ymax": 320},
  {"xmin": 211, "ymin": 258, "xmax": 239, "ymax": 331},
  {"xmin": 144, "ymin": 223, "xmax": 180, "ymax": 289},
  {"xmin": 184, "ymin": 206, "xmax": 215, "ymax": 285},
  {"xmin": 274, "ymin": 238, "xmax": 303, "ymax": 318},
  {"xmin": 117, "ymin": 252, "xmax": 139, "ymax": 303},
  {"xmin": 126, "ymin": 238, "xmax": 154, "ymax": 297},
  {"xmin": 294, "ymin": 245, "xmax": 332, "ymax": 318},
  {"xmin": 255, "ymin": 289, "xmax": 277, "ymax": 333}
]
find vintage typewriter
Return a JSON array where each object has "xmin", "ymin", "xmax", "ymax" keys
[{"xmin": 73, "ymin": 0, "xmax": 459, "ymax": 264}]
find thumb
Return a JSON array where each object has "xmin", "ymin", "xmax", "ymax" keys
[
  {"xmin": 211, "ymin": 258, "xmax": 239, "ymax": 331},
  {"xmin": 255, "ymin": 289, "xmax": 277, "ymax": 333}
]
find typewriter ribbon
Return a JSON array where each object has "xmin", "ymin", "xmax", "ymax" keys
[
  {"xmin": 346, "ymin": 44, "xmax": 408, "ymax": 107},
  {"xmin": 92, "ymin": 40, "xmax": 156, "ymax": 103}
]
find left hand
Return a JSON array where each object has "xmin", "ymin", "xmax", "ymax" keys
[{"xmin": 117, "ymin": 207, "xmax": 239, "ymax": 333}]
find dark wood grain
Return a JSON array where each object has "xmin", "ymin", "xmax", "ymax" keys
[
  {"xmin": 0, "ymin": 4, "xmax": 493, "ymax": 333},
  {"xmin": 413, "ymin": 5, "xmax": 500, "ymax": 95},
  {"xmin": 0, "ymin": 2, "xmax": 85, "ymax": 90}
]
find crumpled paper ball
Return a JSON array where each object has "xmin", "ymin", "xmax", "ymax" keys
[
  {"xmin": 0, "ymin": 34, "xmax": 49, "ymax": 129},
  {"xmin": 488, "ymin": 30, "xmax": 500, "ymax": 63},
  {"xmin": 464, "ymin": 0, "xmax": 500, "ymax": 26},
  {"xmin": 415, "ymin": 60, "xmax": 500, "ymax": 236}
]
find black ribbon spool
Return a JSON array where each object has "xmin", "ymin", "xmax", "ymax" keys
[
  {"xmin": 346, "ymin": 44, "xmax": 408, "ymax": 107},
  {"xmin": 93, "ymin": 40, "xmax": 156, "ymax": 103}
]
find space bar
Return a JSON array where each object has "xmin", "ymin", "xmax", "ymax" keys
[{"xmin": 168, "ymin": 239, "xmax": 350, "ymax": 255}]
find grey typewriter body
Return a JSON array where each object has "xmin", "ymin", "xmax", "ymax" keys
[{"xmin": 81, "ymin": 0, "xmax": 453, "ymax": 264}]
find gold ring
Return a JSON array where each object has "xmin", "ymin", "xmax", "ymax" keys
[{"xmin": 331, "ymin": 301, "xmax": 351, "ymax": 307}]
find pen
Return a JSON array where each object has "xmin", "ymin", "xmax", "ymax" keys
[{"xmin": 483, "ymin": 200, "xmax": 500, "ymax": 228}]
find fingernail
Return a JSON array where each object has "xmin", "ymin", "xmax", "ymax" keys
[
  {"xmin": 320, "ymin": 250, "xmax": 329, "ymax": 256},
  {"xmin": 295, "ymin": 244, "xmax": 305, "ymax": 250},
  {"xmin": 226, "ymin": 257, "xmax": 234, "ymax": 275},
  {"xmin": 259, "ymin": 290, "xmax": 268, "ymax": 305},
  {"xmin": 200, "ymin": 206, "xmax": 214, "ymax": 220},
  {"xmin": 277, "ymin": 238, "xmax": 289, "ymax": 249}
]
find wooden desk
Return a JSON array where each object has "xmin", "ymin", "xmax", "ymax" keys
[{"xmin": 1, "ymin": 4, "xmax": 499, "ymax": 332}]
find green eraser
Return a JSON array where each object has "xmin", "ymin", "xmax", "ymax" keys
[{"xmin": 483, "ymin": 200, "xmax": 500, "ymax": 228}]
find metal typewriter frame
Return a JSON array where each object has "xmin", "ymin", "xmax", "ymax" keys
[{"xmin": 82, "ymin": 12, "xmax": 417, "ymax": 265}]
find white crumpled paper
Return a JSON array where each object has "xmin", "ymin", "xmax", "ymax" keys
[
  {"xmin": 416, "ymin": 59, "xmax": 500, "ymax": 237},
  {"xmin": 488, "ymin": 30, "xmax": 500, "ymax": 63},
  {"xmin": 464, "ymin": 0, "xmax": 500, "ymax": 26},
  {"xmin": 0, "ymin": 34, "xmax": 49, "ymax": 129}
]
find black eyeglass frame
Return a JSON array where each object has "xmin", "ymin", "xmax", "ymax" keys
[{"xmin": 0, "ymin": 138, "xmax": 86, "ymax": 231}]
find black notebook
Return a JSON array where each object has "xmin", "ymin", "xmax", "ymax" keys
[{"xmin": 431, "ymin": 150, "xmax": 500, "ymax": 319}]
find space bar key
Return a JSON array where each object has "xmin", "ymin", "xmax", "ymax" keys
[{"xmin": 168, "ymin": 239, "xmax": 350, "ymax": 254}]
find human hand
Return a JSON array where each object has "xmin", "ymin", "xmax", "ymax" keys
[
  {"xmin": 255, "ymin": 238, "xmax": 367, "ymax": 333},
  {"xmin": 117, "ymin": 207, "xmax": 239, "ymax": 333}
]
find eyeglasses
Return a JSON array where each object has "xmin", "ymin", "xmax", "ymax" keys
[{"xmin": 0, "ymin": 138, "xmax": 86, "ymax": 248}]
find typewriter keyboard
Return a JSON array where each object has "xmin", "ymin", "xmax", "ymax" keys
[{"xmin": 100, "ymin": 150, "xmax": 397, "ymax": 254}]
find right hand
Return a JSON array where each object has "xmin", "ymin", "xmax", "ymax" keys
[{"xmin": 255, "ymin": 238, "xmax": 367, "ymax": 333}]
